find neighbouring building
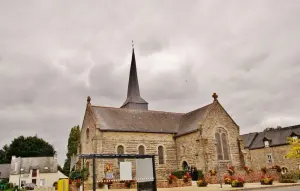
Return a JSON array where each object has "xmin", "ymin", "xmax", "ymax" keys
[
  {"xmin": 241, "ymin": 125, "xmax": 300, "ymax": 173},
  {"xmin": 78, "ymin": 48, "xmax": 246, "ymax": 181},
  {"xmin": 9, "ymin": 155, "xmax": 67, "ymax": 187},
  {"xmin": 0, "ymin": 164, "xmax": 10, "ymax": 180}
]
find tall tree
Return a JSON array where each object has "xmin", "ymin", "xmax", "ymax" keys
[
  {"xmin": 286, "ymin": 137, "xmax": 300, "ymax": 159},
  {"xmin": 0, "ymin": 136, "xmax": 56, "ymax": 164},
  {"xmin": 63, "ymin": 125, "xmax": 81, "ymax": 175}
]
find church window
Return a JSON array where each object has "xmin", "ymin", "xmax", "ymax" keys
[
  {"xmin": 215, "ymin": 128, "xmax": 230, "ymax": 161},
  {"xmin": 138, "ymin": 145, "xmax": 145, "ymax": 155},
  {"xmin": 158, "ymin": 146, "xmax": 164, "ymax": 164},
  {"xmin": 86, "ymin": 128, "xmax": 90, "ymax": 140},
  {"xmin": 117, "ymin": 145, "xmax": 125, "ymax": 163}
]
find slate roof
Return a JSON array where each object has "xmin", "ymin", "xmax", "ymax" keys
[
  {"xmin": 91, "ymin": 103, "xmax": 213, "ymax": 136},
  {"xmin": 10, "ymin": 156, "xmax": 58, "ymax": 174},
  {"xmin": 121, "ymin": 49, "xmax": 148, "ymax": 109},
  {"xmin": 0, "ymin": 164, "xmax": 10, "ymax": 179},
  {"xmin": 241, "ymin": 125, "xmax": 300, "ymax": 150},
  {"xmin": 240, "ymin": 133, "xmax": 258, "ymax": 148}
]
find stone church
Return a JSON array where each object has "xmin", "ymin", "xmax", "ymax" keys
[{"xmin": 79, "ymin": 48, "xmax": 245, "ymax": 180}]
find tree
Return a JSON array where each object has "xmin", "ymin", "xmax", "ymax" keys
[
  {"xmin": 63, "ymin": 125, "xmax": 81, "ymax": 175},
  {"xmin": 0, "ymin": 136, "xmax": 56, "ymax": 164},
  {"xmin": 286, "ymin": 137, "xmax": 300, "ymax": 159}
]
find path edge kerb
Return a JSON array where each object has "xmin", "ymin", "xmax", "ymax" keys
[{"xmin": 227, "ymin": 183, "xmax": 300, "ymax": 191}]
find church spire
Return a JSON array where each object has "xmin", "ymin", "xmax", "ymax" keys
[{"xmin": 121, "ymin": 44, "xmax": 148, "ymax": 110}]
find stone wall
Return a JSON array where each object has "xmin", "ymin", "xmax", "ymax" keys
[
  {"xmin": 175, "ymin": 132, "xmax": 204, "ymax": 170},
  {"xmin": 247, "ymin": 145, "xmax": 300, "ymax": 171},
  {"xmin": 200, "ymin": 102, "xmax": 242, "ymax": 172},
  {"xmin": 94, "ymin": 131, "xmax": 177, "ymax": 180}
]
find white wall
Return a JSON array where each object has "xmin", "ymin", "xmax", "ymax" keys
[{"xmin": 9, "ymin": 171, "xmax": 67, "ymax": 187}]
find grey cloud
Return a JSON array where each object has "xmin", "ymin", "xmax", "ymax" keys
[{"xmin": 1, "ymin": 0, "xmax": 300, "ymax": 164}]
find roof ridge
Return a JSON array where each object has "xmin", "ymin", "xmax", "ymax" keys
[
  {"xmin": 183, "ymin": 103, "xmax": 213, "ymax": 116},
  {"xmin": 91, "ymin": 105, "xmax": 184, "ymax": 114}
]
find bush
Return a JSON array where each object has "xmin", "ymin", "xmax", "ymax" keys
[
  {"xmin": 172, "ymin": 170, "xmax": 186, "ymax": 179},
  {"xmin": 279, "ymin": 172, "xmax": 297, "ymax": 183},
  {"xmin": 7, "ymin": 183, "xmax": 14, "ymax": 188},
  {"xmin": 197, "ymin": 170, "xmax": 204, "ymax": 179}
]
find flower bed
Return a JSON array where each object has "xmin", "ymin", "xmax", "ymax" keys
[
  {"xmin": 231, "ymin": 177, "xmax": 245, "ymax": 188},
  {"xmin": 260, "ymin": 176, "xmax": 273, "ymax": 185},
  {"xmin": 197, "ymin": 179, "xmax": 208, "ymax": 187}
]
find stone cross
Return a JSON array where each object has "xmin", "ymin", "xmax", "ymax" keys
[{"xmin": 212, "ymin": 93, "xmax": 218, "ymax": 101}]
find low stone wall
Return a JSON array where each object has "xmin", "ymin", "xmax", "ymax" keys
[
  {"xmin": 81, "ymin": 179, "xmax": 191, "ymax": 189},
  {"xmin": 205, "ymin": 169, "xmax": 281, "ymax": 184}
]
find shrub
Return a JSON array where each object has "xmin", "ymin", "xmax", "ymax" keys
[
  {"xmin": 7, "ymin": 183, "xmax": 14, "ymax": 188},
  {"xmin": 172, "ymin": 170, "xmax": 186, "ymax": 179},
  {"xmin": 196, "ymin": 179, "xmax": 208, "ymax": 187},
  {"xmin": 197, "ymin": 170, "xmax": 204, "ymax": 179},
  {"xmin": 279, "ymin": 172, "xmax": 297, "ymax": 183}
]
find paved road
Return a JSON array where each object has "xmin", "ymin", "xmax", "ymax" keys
[{"xmin": 254, "ymin": 186, "xmax": 300, "ymax": 191}]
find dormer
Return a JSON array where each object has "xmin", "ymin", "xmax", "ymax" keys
[{"xmin": 263, "ymin": 137, "xmax": 271, "ymax": 147}]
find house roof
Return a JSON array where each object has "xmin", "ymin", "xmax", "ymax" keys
[
  {"xmin": 10, "ymin": 156, "xmax": 58, "ymax": 174},
  {"xmin": 0, "ymin": 164, "xmax": 10, "ymax": 179},
  {"xmin": 240, "ymin": 133, "xmax": 258, "ymax": 148},
  {"xmin": 241, "ymin": 125, "xmax": 300, "ymax": 150},
  {"xmin": 91, "ymin": 103, "xmax": 213, "ymax": 136}
]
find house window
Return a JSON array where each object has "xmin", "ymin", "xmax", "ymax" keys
[
  {"xmin": 138, "ymin": 145, "xmax": 145, "ymax": 155},
  {"xmin": 215, "ymin": 128, "xmax": 230, "ymax": 160},
  {"xmin": 32, "ymin": 169, "xmax": 37, "ymax": 177},
  {"xmin": 264, "ymin": 141, "xmax": 270, "ymax": 147},
  {"xmin": 86, "ymin": 128, "xmax": 90, "ymax": 140},
  {"xmin": 117, "ymin": 145, "xmax": 125, "ymax": 164},
  {"xmin": 32, "ymin": 179, "xmax": 36, "ymax": 184},
  {"xmin": 39, "ymin": 179, "xmax": 45, "ymax": 186},
  {"xmin": 158, "ymin": 146, "xmax": 164, "ymax": 164},
  {"xmin": 267, "ymin": 154, "xmax": 273, "ymax": 164}
]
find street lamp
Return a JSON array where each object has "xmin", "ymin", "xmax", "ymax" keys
[{"xmin": 214, "ymin": 140, "xmax": 222, "ymax": 188}]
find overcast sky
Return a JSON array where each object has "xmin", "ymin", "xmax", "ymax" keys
[{"xmin": 1, "ymin": 0, "xmax": 300, "ymax": 165}]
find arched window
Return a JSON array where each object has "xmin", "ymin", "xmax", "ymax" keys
[
  {"xmin": 117, "ymin": 145, "xmax": 125, "ymax": 163},
  {"xmin": 181, "ymin": 145, "xmax": 185, "ymax": 155},
  {"xmin": 86, "ymin": 128, "xmax": 90, "ymax": 140},
  {"xmin": 215, "ymin": 128, "xmax": 230, "ymax": 160},
  {"xmin": 158, "ymin": 146, "xmax": 164, "ymax": 164},
  {"xmin": 138, "ymin": 145, "xmax": 145, "ymax": 155}
]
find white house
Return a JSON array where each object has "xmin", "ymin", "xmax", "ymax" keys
[{"xmin": 9, "ymin": 155, "xmax": 67, "ymax": 187}]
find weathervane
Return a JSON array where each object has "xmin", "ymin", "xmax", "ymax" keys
[{"xmin": 132, "ymin": 40, "xmax": 134, "ymax": 49}]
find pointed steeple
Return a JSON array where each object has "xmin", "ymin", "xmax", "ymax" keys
[{"xmin": 121, "ymin": 46, "xmax": 148, "ymax": 110}]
